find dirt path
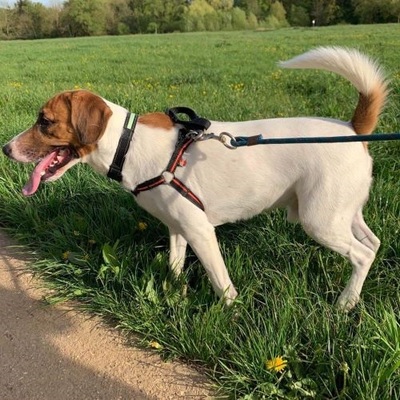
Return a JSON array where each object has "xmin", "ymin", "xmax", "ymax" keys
[{"xmin": 0, "ymin": 230, "xmax": 214, "ymax": 400}]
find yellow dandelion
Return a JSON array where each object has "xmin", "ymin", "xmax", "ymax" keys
[
  {"xmin": 149, "ymin": 340, "xmax": 162, "ymax": 349},
  {"xmin": 62, "ymin": 251, "xmax": 70, "ymax": 260},
  {"xmin": 265, "ymin": 356, "xmax": 287, "ymax": 372},
  {"xmin": 9, "ymin": 81, "xmax": 23, "ymax": 88},
  {"xmin": 137, "ymin": 221, "xmax": 148, "ymax": 231},
  {"xmin": 271, "ymin": 71, "xmax": 283, "ymax": 80}
]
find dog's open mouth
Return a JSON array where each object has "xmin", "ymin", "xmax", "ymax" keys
[{"xmin": 23, "ymin": 147, "xmax": 74, "ymax": 196}]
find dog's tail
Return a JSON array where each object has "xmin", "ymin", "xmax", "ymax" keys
[{"xmin": 279, "ymin": 47, "xmax": 389, "ymax": 134}]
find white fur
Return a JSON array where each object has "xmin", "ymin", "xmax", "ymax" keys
[{"xmin": 279, "ymin": 46, "xmax": 386, "ymax": 94}]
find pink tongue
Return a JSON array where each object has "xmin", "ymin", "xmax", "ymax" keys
[{"xmin": 22, "ymin": 150, "xmax": 58, "ymax": 196}]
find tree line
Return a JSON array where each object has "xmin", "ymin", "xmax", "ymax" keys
[{"xmin": 0, "ymin": 0, "xmax": 399, "ymax": 40}]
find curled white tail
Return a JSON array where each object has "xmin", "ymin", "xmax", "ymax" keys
[{"xmin": 280, "ymin": 46, "xmax": 389, "ymax": 134}]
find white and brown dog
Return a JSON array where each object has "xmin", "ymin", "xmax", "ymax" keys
[{"xmin": 2, "ymin": 47, "xmax": 388, "ymax": 310}]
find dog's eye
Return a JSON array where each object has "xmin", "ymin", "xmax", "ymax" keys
[
  {"xmin": 37, "ymin": 113, "xmax": 54, "ymax": 132},
  {"xmin": 39, "ymin": 117, "xmax": 52, "ymax": 127}
]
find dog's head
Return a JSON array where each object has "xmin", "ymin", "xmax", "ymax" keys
[{"xmin": 2, "ymin": 90, "xmax": 112, "ymax": 196}]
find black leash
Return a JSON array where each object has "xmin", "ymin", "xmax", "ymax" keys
[
  {"xmin": 230, "ymin": 132, "xmax": 400, "ymax": 147},
  {"xmin": 166, "ymin": 107, "xmax": 400, "ymax": 147}
]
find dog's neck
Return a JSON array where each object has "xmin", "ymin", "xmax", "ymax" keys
[{"xmin": 83, "ymin": 98, "xmax": 178, "ymax": 191}]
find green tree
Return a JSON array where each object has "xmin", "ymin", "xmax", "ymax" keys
[
  {"xmin": 127, "ymin": 0, "xmax": 186, "ymax": 33},
  {"xmin": 335, "ymin": 0, "xmax": 357, "ymax": 23},
  {"xmin": 265, "ymin": 1, "xmax": 289, "ymax": 27},
  {"xmin": 208, "ymin": 0, "xmax": 234, "ymax": 10},
  {"xmin": 235, "ymin": 0, "xmax": 261, "ymax": 16},
  {"xmin": 8, "ymin": 0, "xmax": 54, "ymax": 38},
  {"xmin": 353, "ymin": 0, "xmax": 399, "ymax": 23},
  {"xmin": 0, "ymin": 7, "xmax": 12, "ymax": 38},
  {"xmin": 289, "ymin": 4, "xmax": 310, "ymax": 26},
  {"xmin": 312, "ymin": 0, "xmax": 338, "ymax": 25},
  {"xmin": 233, "ymin": 0, "xmax": 272, "ymax": 20},
  {"xmin": 142, "ymin": 0, "xmax": 186, "ymax": 33},
  {"xmin": 184, "ymin": 0, "xmax": 218, "ymax": 31},
  {"xmin": 246, "ymin": 11, "xmax": 259, "ymax": 28},
  {"xmin": 105, "ymin": 0, "xmax": 132, "ymax": 35},
  {"xmin": 231, "ymin": 6, "xmax": 248, "ymax": 29},
  {"xmin": 26, "ymin": 2, "xmax": 54, "ymax": 38},
  {"xmin": 62, "ymin": 0, "xmax": 108, "ymax": 36}
]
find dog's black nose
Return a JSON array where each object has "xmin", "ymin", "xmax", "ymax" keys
[{"xmin": 2, "ymin": 144, "xmax": 12, "ymax": 157}]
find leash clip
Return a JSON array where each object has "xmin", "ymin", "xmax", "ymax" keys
[{"xmin": 189, "ymin": 130, "xmax": 238, "ymax": 149}]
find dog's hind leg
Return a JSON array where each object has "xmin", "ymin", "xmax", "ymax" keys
[
  {"xmin": 169, "ymin": 229, "xmax": 188, "ymax": 278},
  {"xmin": 301, "ymin": 210, "xmax": 376, "ymax": 311},
  {"xmin": 351, "ymin": 209, "xmax": 380, "ymax": 253},
  {"xmin": 336, "ymin": 236, "xmax": 375, "ymax": 310}
]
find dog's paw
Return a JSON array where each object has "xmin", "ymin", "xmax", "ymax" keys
[
  {"xmin": 223, "ymin": 286, "xmax": 238, "ymax": 306},
  {"xmin": 336, "ymin": 290, "xmax": 360, "ymax": 312}
]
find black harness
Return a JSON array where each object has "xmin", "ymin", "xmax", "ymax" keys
[{"xmin": 107, "ymin": 107, "xmax": 210, "ymax": 211}]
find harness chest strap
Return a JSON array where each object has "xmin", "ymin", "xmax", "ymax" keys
[
  {"xmin": 107, "ymin": 112, "xmax": 205, "ymax": 211},
  {"xmin": 132, "ymin": 136, "xmax": 205, "ymax": 211}
]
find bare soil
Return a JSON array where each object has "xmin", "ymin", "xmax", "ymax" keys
[{"xmin": 0, "ymin": 230, "xmax": 214, "ymax": 400}]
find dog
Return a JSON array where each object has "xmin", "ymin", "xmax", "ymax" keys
[{"xmin": 2, "ymin": 47, "xmax": 388, "ymax": 310}]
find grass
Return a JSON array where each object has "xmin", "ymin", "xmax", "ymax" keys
[{"xmin": 0, "ymin": 25, "xmax": 400, "ymax": 399}]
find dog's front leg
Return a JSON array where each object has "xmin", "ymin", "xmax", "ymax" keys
[
  {"xmin": 180, "ymin": 221, "xmax": 238, "ymax": 305},
  {"xmin": 169, "ymin": 229, "xmax": 187, "ymax": 278},
  {"xmin": 137, "ymin": 195, "xmax": 237, "ymax": 304}
]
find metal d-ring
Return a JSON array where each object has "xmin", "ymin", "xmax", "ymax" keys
[{"xmin": 218, "ymin": 132, "xmax": 237, "ymax": 149}]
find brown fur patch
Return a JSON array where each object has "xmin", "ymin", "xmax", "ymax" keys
[
  {"xmin": 351, "ymin": 83, "xmax": 388, "ymax": 149},
  {"xmin": 138, "ymin": 113, "xmax": 174, "ymax": 130},
  {"xmin": 20, "ymin": 90, "xmax": 113, "ymax": 159}
]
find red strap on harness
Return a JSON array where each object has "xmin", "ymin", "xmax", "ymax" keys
[{"xmin": 132, "ymin": 136, "xmax": 205, "ymax": 211}]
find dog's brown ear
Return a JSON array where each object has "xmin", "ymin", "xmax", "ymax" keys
[{"xmin": 70, "ymin": 90, "xmax": 112, "ymax": 145}]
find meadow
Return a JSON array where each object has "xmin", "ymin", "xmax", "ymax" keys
[{"xmin": 0, "ymin": 24, "xmax": 399, "ymax": 399}]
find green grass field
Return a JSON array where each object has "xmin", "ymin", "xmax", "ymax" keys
[{"xmin": 0, "ymin": 25, "xmax": 399, "ymax": 399}]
